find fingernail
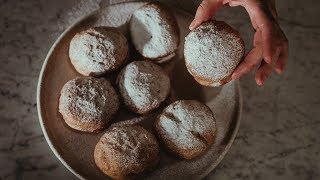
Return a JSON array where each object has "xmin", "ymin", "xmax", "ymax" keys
[
  {"xmin": 257, "ymin": 76, "xmax": 265, "ymax": 86},
  {"xmin": 257, "ymin": 80, "xmax": 264, "ymax": 86},
  {"xmin": 275, "ymin": 64, "xmax": 284, "ymax": 74},
  {"xmin": 189, "ymin": 19, "xmax": 196, "ymax": 30},
  {"xmin": 266, "ymin": 56, "xmax": 273, "ymax": 64},
  {"xmin": 275, "ymin": 67, "xmax": 282, "ymax": 74}
]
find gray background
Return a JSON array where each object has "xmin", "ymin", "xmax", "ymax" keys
[{"xmin": 1, "ymin": 0, "xmax": 319, "ymax": 179}]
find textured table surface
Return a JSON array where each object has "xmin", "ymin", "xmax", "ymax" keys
[{"xmin": 1, "ymin": 0, "xmax": 319, "ymax": 179}]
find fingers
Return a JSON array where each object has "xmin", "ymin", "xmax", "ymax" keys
[
  {"xmin": 255, "ymin": 61, "xmax": 273, "ymax": 86},
  {"xmin": 272, "ymin": 45, "xmax": 281, "ymax": 66},
  {"xmin": 228, "ymin": 1, "xmax": 242, "ymax": 7},
  {"xmin": 232, "ymin": 29, "xmax": 262, "ymax": 80},
  {"xmin": 190, "ymin": 0, "xmax": 289, "ymax": 86},
  {"xmin": 189, "ymin": 0, "xmax": 223, "ymax": 30},
  {"xmin": 242, "ymin": 0, "xmax": 288, "ymax": 85},
  {"xmin": 242, "ymin": 0, "xmax": 278, "ymax": 64},
  {"xmin": 253, "ymin": 28, "xmax": 262, "ymax": 47},
  {"xmin": 232, "ymin": 46, "xmax": 263, "ymax": 80},
  {"xmin": 275, "ymin": 38, "xmax": 289, "ymax": 73},
  {"xmin": 253, "ymin": 39, "xmax": 287, "ymax": 85}
]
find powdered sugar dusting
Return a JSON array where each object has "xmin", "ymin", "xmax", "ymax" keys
[
  {"xmin": 157, "ymin": 100, "xmax": 216, "ymax": 151},
  {"xmin": 59, "ymin": 77, "xmax": 119, "ymax": 130},
  {"xmin": 156, "ymin": 53, "xmax": 176, "ymax": 63},
  {"xmin": 159, "ymin": 118, "xmax": 204, "ymax": 149},
  {"xmin": 95, "ymin": 125, "xmax": 159, "ymax": 177},
  {"xmin": 184, "ymin": 21, "xmax": 244, "ymax": 85},
  {"xmin": 44, "ymin": 1, "xmax": 241, "ymax": 179},
  {"xmin": 118, "ymin": 61, "xmax": 170, "ymax": 114},
  {"xmin": 96, "ymin": 2, "xmax": 146, "ymax": 29},
  {"xmin": 69, "ymin": 27, "xmax": 128, "ymax": 76},
  {"xmin": 130, "ymin": 3, "xmax": 179, "ymax": 59}
]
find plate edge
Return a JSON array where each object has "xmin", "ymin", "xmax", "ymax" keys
[
  {"xmin": 36, "ymin": 2, "xmax": 243, "ymax": 180},
  {"xmin": 36, "ymin": 10, "xmax": 99, "ymax": 180},
  {"xmin": 198, "ymin": 80, "xmax": 243, "ymax": 179}
]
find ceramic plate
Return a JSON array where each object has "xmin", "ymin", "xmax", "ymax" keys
[{"xmin": 37, "ymin": 1, "xmax": 242, "ymax": 179}]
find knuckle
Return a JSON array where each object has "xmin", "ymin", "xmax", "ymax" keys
[
  {"xmin": 263, "ymin": 25, "xmax": 274, "ymax": 37},
  {"xmin": 247, "ymin": 62, "xmax": 257, "ymax": 71},
  {"xmin": 200, "ymin": 0, "xmax": 209, "ymax": 9}
]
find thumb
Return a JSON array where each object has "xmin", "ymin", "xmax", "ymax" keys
[{"xmin": 189, "ymin": 0, "xmax": 223, "ymax": 30}]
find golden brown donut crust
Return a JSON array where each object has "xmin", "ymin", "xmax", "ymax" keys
[
  {"xmin": 59, "ymin": 77, "xmax": 119, "ymax": 132},
  {"xmin": 94, "ymin": 125, "xmax": 159, "ymax": 179},
  {"xmin": 155, "ymin": 100, "xmax": 217, "ymax": 159}
]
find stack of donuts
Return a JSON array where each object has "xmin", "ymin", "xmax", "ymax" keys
[{"xmin": 58, "ymin": 2, "xmax": 244, "ymax": 179}]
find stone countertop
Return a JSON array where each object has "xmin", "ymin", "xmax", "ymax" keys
[{"xmin": 0, "ymin": 0, "xmax": 319, "ymax": 179}]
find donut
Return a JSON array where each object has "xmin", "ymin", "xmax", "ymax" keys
[
  {"xmin": 155, "ymin": 100, "xmax": 216, "ymax": 159},
  {"xmin": 94, "ymin": 125, "xmax": 159, "ymax": 179},
  {"xmin": 184, "ymin": 20, "xmax": 245, "ymax": 87},
  {"xmin": 117, "ymin": 61, "xmax": 171, "ymax": 114},
  {"xmin": 58, "ymin": 77, "xmax": 119, "ymax": 132},
  {"xmin": 130, "ymin": 2, "xmax": 180, "ymax": 62},
  {"xmin": 69, "ymin": 27, "xmax": 128, "ymax": 76}
]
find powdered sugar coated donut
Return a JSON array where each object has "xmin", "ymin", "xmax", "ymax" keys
[
  {"xmin": 69, "ymin": 27, "xmax": 128, "ymax": 76},
  {"xmin": 155, "ymin": 100, "xmax": 216, "ymax": 159},
  {"xmin": 94, "ymin": 125, "xmax": 159, "ymax": 179},
  {"xmin": 59, "ymin": 77, "xmax": 119, "ymax": 132},
  {"xmin": 184, "ymin": 20, "xmax": 245, "ymax": 87},
  {"xmin": 130, "ymin": 2, "xmax": 179, "ymax": 61},
  {"xmin": 117, "ymin": 61, "xmax": 171, "ymax": 114}
]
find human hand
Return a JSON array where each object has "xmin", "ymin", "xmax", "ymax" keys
[{"xmin": 189, "ymin": 0, "xmax": 288, "ymax": 86}]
